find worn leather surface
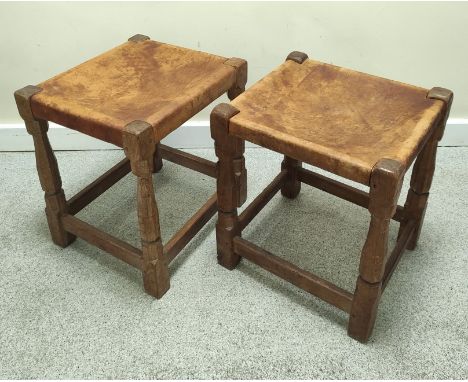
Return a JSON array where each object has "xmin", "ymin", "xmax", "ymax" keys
[
  {"xmin": 230, "ymin": 59, "xmax": 444, "ymax": 184},
  {"xmin": 31, "ymin": 40, "xmax": 237, "ymax": 146}
]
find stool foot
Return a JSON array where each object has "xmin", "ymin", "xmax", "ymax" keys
[
  {"xmin": 406, "ymin": 209, "xmax": 427, "ymax": 250},
  {"xmin": 216, "ymin": 212, "xmax": 241, "ymax": 270},
  {"xmin": 44, "ymin": 191, "xmax": 76, "ymax": 248},
  {"xmin": 142, "ymin": 240, "xmax": 170, "ymax": 298},
  {"xmin": 348, "ymin": 277, "xmax": 382, "ymax": 343}
]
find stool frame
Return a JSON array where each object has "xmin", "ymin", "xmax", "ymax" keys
[
  {"xmin": 14, "ymin": 35, "xmax": 247, "ymax": 299},
  {"xmin": 211, "ymin": 52, "xmax": 452, "ymax": 342}
]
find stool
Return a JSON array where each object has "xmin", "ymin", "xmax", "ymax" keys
[
  {"xmin": 210, "ymin": 51, "xmax": 453, "ymax": 342},
  {"xmin": 14, "ymin": 34, "xmax": 247, "ymax": 298}
]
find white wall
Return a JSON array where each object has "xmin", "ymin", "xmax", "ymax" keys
[{"xmin": 1, "ymin": 2, "xmax": 467, "ymax": 149}]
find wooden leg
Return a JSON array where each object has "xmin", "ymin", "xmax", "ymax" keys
[
  {"xmin": 123, "ymin": 120, "xmax": 169, "ymax": 298},
  {"xmin": 281, "ymin": 156, "xmax": 302, "ymax": 199},
  {"xmin": 225, "ymin": 58, "xmax": 248, "ymax": 208},
  {"xmin": 348, "ymin": 159, "xmax": 404, "ymax": 342},
  {"xmin": 211, "ymin": 103, "xmax": 245, "ymax": 269},
  {"xmin": 14, "ymin": 86, "xmax": 75, "ymax": 247},
  {"xmin": 225, "ymin": 57, "xmax": 247, "ymax": 101},
  {"xmin": 153, "ymin": 142, "xmax": 163, "ymax": 173},
  {"xmin": 399, "ymin": 87, "xmax": 453, "ymax": 250},
  {"xmin": 399, "ymin": 134, "xmax": 437, "ymax": 250}
]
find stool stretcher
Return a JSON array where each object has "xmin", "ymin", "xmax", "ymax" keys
[
  {"xmin": 61, "ymin": 146, "xmax": 219, "ymax": 272},
  {"xmin": 383, "ymin": 219, "xmax": 417, "ymax": 290},
  {"xmin": 62, "ymin": 214, "xmax": 143, "ymax": 269},
  {"xmin": 160, "ymin": 144, "xmax": 217, "ymax": 178},
  {"xmin": 164, "ymin": 193, "xmax": 217, "ymax": 263},
  {"xmin": 298, "ymin": 167, "xmax": 405, "ymax": 222},
  {"xmin": 238, "ymin": 170, "xmax": 287, "ymax": 231},
  {"xmin": 232, "ymin": 167, "xmax": 418, "ymax": 317},
  {"xmin": 67, "ymin": 158, "xmax": 131, "ymax": 215},
  {"xmin": 233, "ymin": 237, "xmax": 354, "ymax": 313}
]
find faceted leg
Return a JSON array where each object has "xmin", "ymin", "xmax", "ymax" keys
[
  {"xmin": 211, "ymin": 103, "xmax": 246, "ymax": 269},
  {"xmin": 348, "ymin": 159, "xmax": 404, "ymax": 342},
  {"xmin": 14, "ymin": 86, "xmax": 75, "ymax": 247},
  {"xmin": 399, "ymin": 87, "xmax": 453, "ymax": 250},
  {"xmin": 281, "ymin": 156, "xmax": 302, "ymax": 199},
  {"xmin": 123, "ymin": 121, "xmax": 169, "ymax": 298}
]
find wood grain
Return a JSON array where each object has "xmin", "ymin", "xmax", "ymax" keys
[
  {"xmin": 348, "ymin": 158, "xmax": 404, "ymax": 342},
  {"xmin": 160, "ymin": 144, "xmax": 217, "ymax": 178},
  {"xmin": 14, "ymin": 85, "xmax": 75, "ymax": 247},
  {"xmin": 211, "ymin": 103, "xmax": 245, "ymax": 269},
  {"xmin": 225, "ymin": 57, "xmax": 247, "ymax": 100},
  {"xmin": 62, "ymin": 214, "xmax": 142, "ymax": 269},
  {"xmin": 238, "ymin": 170, "xmax": 287, "ymax": 231},
  {"xmin": 281, "ymin": 156, "xmax": 302, "ymax": 199},
  {"xmin": 298, "ymin": 167, "xmax": 406, "ymax": 222},
  {"xmin": 399, "ymin": 87, "xmax": 454, "ymax": 250},
  {"xmin": 383, "ymin": 219, "xmax": 417, "ymax": 290},
  {"xmin": 123, "ymin": 120, "xmax": 169, "ymax": 298},
  {"xmin": 67, "ymin": 157, "xmax": 131, "ymax": 215},
  {"xmin": 164, "ymin": 193, "xmax": 217, "ymax": 263}
]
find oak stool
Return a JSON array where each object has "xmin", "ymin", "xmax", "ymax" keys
[
  {"xmin": 14, "ymin": 35, "xmax": 247, "ymax": 298},
  {"xmin": 210, "ymin": 51, "xmax": 453, "ymax": 342}
]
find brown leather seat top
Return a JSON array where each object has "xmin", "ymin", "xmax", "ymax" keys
[
  {"xmin": 31, "ymin": 39, "xmax": 238, "ymax": 146},
  {"xmin": 230, "ymin": 59, "xmax": 444, "ymax": 184}
]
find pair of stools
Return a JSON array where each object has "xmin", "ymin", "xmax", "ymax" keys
[{"xmin": 15, "ymin": 35, "xmax": 453, "ymax": 342}]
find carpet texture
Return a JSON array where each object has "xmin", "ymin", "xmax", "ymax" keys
[{"xmin": 0, "ymin": 148, "xmax": 466, "ymax": 379}]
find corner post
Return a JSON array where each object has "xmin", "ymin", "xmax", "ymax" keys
[
  {"xmin": 14, "ymin": 85, "xmax": 75, "ymax": 247},
  {"xmin": 225, "ymin": 58, "xmax": 247, "ymax": 101},
  {"xmin": 128, "ymin": 34, "xmax": 150, "ymax": 42},
  {"xmin": 348, "ymin": 159, "xmax": 404, "ymax": 342},
  {"xmin": 123, "ymin": 120, "xmax": 170, "ymax": 298},
  {"xmin": 280, "ymin": 51, "xmax": 309, "ymax": 199},
  {"xmin": 211, "ymin": 103, "xmax": 245, "ymax": 269},
  {"xmin": 399, "ymin": 87, "xmax": 453, "ymax": 250}
]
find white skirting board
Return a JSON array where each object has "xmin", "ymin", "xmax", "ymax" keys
[
  {"xmin": 0, "ymin": 119, "xmax": 466, "ymax": 151},
  {"xmin": 0, "ymin": 121, "xmax": 214, "ymax": 151}
]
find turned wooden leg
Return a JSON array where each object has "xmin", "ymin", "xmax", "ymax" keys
[
  {"xmin": 14, "ymin": 85, "xmax": 75, "ymax": 247},
  {"xmin": 281, "ymin": 156, "xmax": 302, "ymax": 199},
  {"xmin": 211, "ymin": 103, "xmax": 246, "ymax": 269},
  {"xmin": 348, "ymin": 159, "xmax": 404, "ymax": 342},
  {"xmin": 123, "ymin": 121, "xmax": 169, "ymax": 298},
  {"xmin": 153, "ymin": 142, "xmax": 163, "ymax": 173},
  {"xmin": 399, "ymin": 87, "xmax": 453, "ymax": 250}
]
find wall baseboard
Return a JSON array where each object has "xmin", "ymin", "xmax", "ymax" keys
[
  {"xmin": 0, "ymin": 121, "xmax": 214, "ymax": 151},
  {"xmin": 0, "ymin": 119, "xmax": 466, "ymax": 151}
]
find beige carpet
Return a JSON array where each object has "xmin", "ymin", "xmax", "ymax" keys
[{"xmin": 0, "ymin": 148, "xmax": 466, "ymax": 379}]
